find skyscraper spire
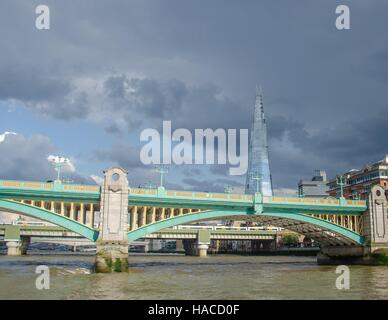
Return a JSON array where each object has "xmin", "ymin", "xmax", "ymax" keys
[
  {"xmin": 255, "ymin": 84, "xmax": 265, "ymax": 119},
  {"xmin": 245, "ymin": 86, "xmax": 273, "ymax": 196}
]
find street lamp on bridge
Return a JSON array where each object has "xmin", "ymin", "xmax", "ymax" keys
[
  {"xmin": 155, "ymin": 166, "xmax": 169, "ymax": 189},
  {"xmin": 48, "ymin": 156, "xmax": 71, "ymax": 183},
  {"xmin": 336, "ymin": 175, "xmax": 346, "ymax": 199}
]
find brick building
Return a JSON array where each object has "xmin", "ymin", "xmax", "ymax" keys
[{"xmin": 327, "ymin": 155, "xmax": 388, "ymax": 199}]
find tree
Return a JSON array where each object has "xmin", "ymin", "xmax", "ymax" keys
[{"xmin": 282, "ymin": 234, "xmax": 299, "ymax": 246}]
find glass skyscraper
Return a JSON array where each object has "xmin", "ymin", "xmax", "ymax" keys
[{"xmin": 245, "ymin": 87, "xmax": 273, "ymax": 196}]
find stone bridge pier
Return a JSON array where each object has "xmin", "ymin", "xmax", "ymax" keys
[
  {"xmin": 183, "ymin": 230, "xmax": 211, "ymax": 257},
  {"xmin": 318, "ymin": 185, "xmax": 388, "ymax": 265},
  {"xmin": 95, "ymin": 167, "xmax": 129, "ymax": 273},
  {"xmin": 4, "ymin": 225, "xmax": 30, "ymax": 256},
  {"xmin": 6, "ymin": 236, "xmax": 30, "ymax": 256}
]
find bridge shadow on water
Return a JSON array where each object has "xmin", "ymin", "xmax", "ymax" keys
[{"xmin": 128, "ymin": 256, "xmax": 318, "ymax": 269}]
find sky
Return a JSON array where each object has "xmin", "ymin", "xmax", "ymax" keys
[{"xmin": 0, "ymin": 1, "xmax": 387, "ymax": 195}]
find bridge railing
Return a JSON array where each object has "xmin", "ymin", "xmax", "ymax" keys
[
  {"xmin": 128, "ymin": 187, "xmax": 367, "ymax": 207},
  {"xmin": 263, "ymin": 196, "xmax": 366, "ymax": 207},
  {"xmin": 0, "ymin": 179, "xmax": 367, "ymax": 207},
  {"xmin": 129, "ymin": 188, "xmax": 253, "ymax": 202},
  {"xmin": 0, "ymin": 180, "xmax": 100, "ymax": 194}
]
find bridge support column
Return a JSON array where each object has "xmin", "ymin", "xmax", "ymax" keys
[
  {"xmin": 175, "ymin": 240, "xmax": 184, "ymax": 253},
  {"xmin": 6, "ymin": 241, "xmax": 22, "ymax": 256},
  {"xmin": 318, "ymin": 185, "xmax": 388, "ymax": 265},
  {"xmin": 183, "ymin": 239, "xmax": 209, "ymax": 257},
  {"xmin": 196, "ymin": 230, "xmax": 211, "ymax": 257},
  {"xmin": 4, "ymin": 225, "xmax": 30, "ymax": 256},
  {"xmin": 197, "ymin": 243, "xmax": 209, "ymax": 257},
  {"xmin": 6, "ymin": 236, "xmax": 30, "ymax": 256},
  {"xmin": 141, "ymin": 240, "xmax": 150, "ymax": 253},
  {"xmin": 95, "ymin": 167, "xmax": 129, "ymax": 273}
]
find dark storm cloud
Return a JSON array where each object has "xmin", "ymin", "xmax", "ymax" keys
[
  {"xmin": 103, "ymin": 76, "xmax": 187, "ymax": 120},
  {"xmin": 0, "ymin": 61, "xmax": 89, "ymax": 120},
  {"xmin": 33, "ymin": 91, "xmax": 90, "ymax": 120},
  {"xmin": 297, "ymin": 112, "xmax": 388, "ymax": 164},
  {"xmin": 1, "ymin": 0, "xmax": 388, "ymax": 190},
  {"xmin": 266, "ymin": 111, "xmax": 388, "ymax": 188},
  {"xmin": 267, "ymin": 115, "xmax": 305, "ymax": 141},
  {"xmin": 0, "ymin": 134, "xmax": 55, "ymax": 181},
  {"xmin": 362, "ymin": 46, "xmax": 388, "ymax": 83},
  {"xmin": 0, "ymin": 64, "xmax": 71, "ymax": 102}
]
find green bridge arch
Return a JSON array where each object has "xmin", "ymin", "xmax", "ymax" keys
[
  {"xmin": 127, "ymin": 210, "xmax": 364, "ymax": 245},
  {"xmin": 0, "ymin": 199, "xmax": 99, "ymax": 241},
  {"xmin": 0, "ymin": 200, "xmax": 364, "ymax": 245}
]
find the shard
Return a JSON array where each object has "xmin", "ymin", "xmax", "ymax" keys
[{"xmin": 245, "ymin": 86, "xmax": 273, "ymax": 196}]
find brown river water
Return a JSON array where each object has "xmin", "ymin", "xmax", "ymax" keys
[{"xmin": 0, "ymin": 253, "xmax": 387, "ymax": 300}]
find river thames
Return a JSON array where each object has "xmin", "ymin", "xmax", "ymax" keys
[{"xmin": 0, "ymin": 253, "xmax": 387, "ymax": 300}]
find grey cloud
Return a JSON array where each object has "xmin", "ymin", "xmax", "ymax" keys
[
  {"xmin": 0, "ymin": 62, "xmax": 89, "ymax": 121},
  {"xmin": 183, "ymin": 177, "xmax": 244, "ymax": 193},
  {"xmin": 0, "ymin": 134, "xmax": 95, "ymax": 184},
  {"xmin": 361, "ymin": 46, "xmax": 388, "ymax": 83},
  {"xmin": 103, "ymin": 76, "xmax": 187, "ymax": 120},
  {"xmin": 30, "ymin": 91, "xmax": 90, "ymax": 120},
  {"xmin": 286, "ymin": 112, "xmax": 388, "ymax": 166},
  {"xmin": 267, "ymin": 115, "xmax": 305, "ymax": 141},
  {"xmin": 0, "ymin": 64, "xmax": 71, "ymax": 102},
  {"xmin": 104, "ymin": 75, "xmax": 128, "ymax": 100},
  {"xmin": 95, "ymin": 144, "xmax": 143, "ymax": 170},
  {"xmin": 31, "ymin": 74, "xmax": 248, "ymax": 134},
  {"xmin": 0, "ymin": 134, "xmax": 55, "ymax": 181}
]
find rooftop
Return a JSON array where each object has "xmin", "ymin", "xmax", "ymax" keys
[{"xmin": 329, "ymin": 155, "xmax": 388, "ymax": 182}]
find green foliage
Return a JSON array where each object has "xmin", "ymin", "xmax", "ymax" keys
[
  {"xmin": 114, "ymin": 259, "xmax": 123, "ymax": 272},
  {"xmin": 105, "ymin": 257, "xmax": 113, "ymax": 269},
  {"xmin": 282, "ymin": 234, "xmax": 299, "ymax": 245},
  {"xmin": 371, "ymin": 250, "xmax": 388, "ymax": 265}
]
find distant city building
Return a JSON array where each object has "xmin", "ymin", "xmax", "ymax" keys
[
  {"xmin": 327, "ymin": 155, "xmax": 388, "ymax": 199},
  {"xmin": 245, "ymin": 87, "xmax": 273, "ymax": 196},
  {"xmin": 298, "ymin": 170, "xmax": 328, "ymax": 198}
]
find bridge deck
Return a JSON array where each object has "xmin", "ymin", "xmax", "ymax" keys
[
  {"xmin": 0, "ymin": 179, "xmax": 367, "ymax": 211},
  {"xmin": 0, "ymin": 179, "xmax": 369, "ymax": 246}
]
